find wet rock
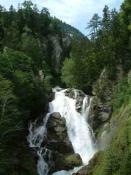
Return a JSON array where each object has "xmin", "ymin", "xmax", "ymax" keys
[
  {"xmin": 65, "ymin": 89, "xmax": 85, "ymax": 99},
  {"xmin": 89, "ymin": 68, "xmax": 113, "ymax": 137},
  {"xmin": 46, "ymin": 112, "xmax": 82, "ymax": 174},
  {"xmin": 64, "ymin": 88, "xmax": 76, "ymax": 99},
  {"xmin": 89, "ymin": 97, "xmax": 112, "ymax": 131},
  {"xmin": 73, "ymin": 152, "xmax": 101, "ymax": 175},
  {"xmin": 64, "ymin": 89, "xmax": 86, "ymax": 112},
  {"xmin": 49, "ymin": 153, "xmax": 82, "ymax": 174},
  {"xmin": 48, "ymin": 92, "xmax": 55, "ymax": 102},
  {"xmin": 46, "ymin": 112, "xmax": 74, "ymax": 154}
]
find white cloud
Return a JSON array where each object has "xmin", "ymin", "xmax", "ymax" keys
[
  {"xmin": 0, "ymin": 0, "xmax": 124, "ymax": 34},
  {"xmin": 40, "ymin": 0, "xmax": 123, "ymax": 34}
]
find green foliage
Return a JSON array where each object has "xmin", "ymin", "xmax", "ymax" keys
[
  {"xmin": 0, "ymin": 2, "xmax": 57, "ymax": 172},
  {"xmin": 90, "ymin": 72, "xmax": 131, "ymax": 175},
  {"xmin": 0, "ymin": 0, "xmax": 130, "ymax": 174},
  {"xmin": 91, "ymin": 101, "xmax": 131, "ymax": 175},
  {"xmin": 112, "ymin": 76, "xmax": 131, "ymax": 109},
  {"xmin": 0, "ymin": 48, "xmax": 45, "ymax": 173},
  {"xmin": 87, "ymin": 13, "xmax": 101, "ymax": 40},
  {"xmin": 61, "ymin": 58, "xmax": 75, "ymax": 87},
  {"xmin": 58, "ymin": 19, "xmax": 85, "ymax": 38},
  {"xmin": 61, "ymin": 54, "xmax": 99, "ymax": 91},
  {"xmin": 21, "ymin": 28, "xmax": 44, "ymax": 71},
  {"xmin": 89, "ymin": 0, "xmax": 131, "ymax": 76},
  {"xmin": 61, "ymin": 0, "xmax": 131, "ymax": 93},
  {"xmin": 0, "ymin": 75, "xmax": 21, "ymax": 138},
  {"xmin": 0, "ymin": 1, "xmax": 75, "ymax": 173},
  {"xmin": 0, "ymin": 47, "xmax": 32, "ymax": 76}
]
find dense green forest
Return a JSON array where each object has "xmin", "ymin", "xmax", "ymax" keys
[
  {"xmin": 0, "ymin": 1, "xmax": 77, "ymax": 174},
  {"xmin": 0, "ymin": 0, "xmax": 130, "ymax": 175},
  {"xmin": 62, "ymin": 1, "xmax": 131, "ymax": 91}
]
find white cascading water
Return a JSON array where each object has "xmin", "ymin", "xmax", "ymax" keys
[
  {"xmin": 27, "ymin": 87, "xmax": 97, "ymax": 175},
  {"xmin": 27, "ymin": 113, "xmax": 51, "ymax": 175}
]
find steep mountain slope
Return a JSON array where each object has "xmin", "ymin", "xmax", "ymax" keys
[{"xmin": 58, "ymin": 20, "xmax": 85, "ymax": 39}]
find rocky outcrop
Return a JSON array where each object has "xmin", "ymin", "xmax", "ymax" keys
[
  {"xmin": 64, "ymin": 88, "xmax": 76, "ymax": 99},
  {"xmin": 49, "ymin": 35, "xmax": 71, "ymax": 74},
  {"xmin": 89, "ymin": 69, "xmax": 113, "ymax": 141},
  {"xmin": 73, "ymin": 152, "xmax": 101, "ymax": 175},
  {"xmin": 46, "ymin": 112, "xmax": 74, "ymax": 153},
  {"xmin": 89, "ymin": 97, "xmax": 112, "ymax": 131},
  {"xmin": 92, "ymin": 69, "xmax": 113, "ymax": 101},
  {"xmin": 51, "ymin": 153, "xmax": 82, "ymax": 174},
  {"xmin": 49, "ymin": 35, "xmax": 63, "ymax": 73},
  {"xmin": 88, "ymin": 67, "xmax": 130, "ymax": 151},
  {"xmin": 64, "ymin": 88, "xmax": 85, "ymax": 99},
  {"xmin": 64, "ymin": 88, "xmax": 87, "ymax": 112},
  {"xmin": 45, "ymin": 112, "xmax": 82, "ymax": 174}
]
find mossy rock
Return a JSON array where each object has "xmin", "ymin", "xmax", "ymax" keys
[{"xmin": 50, "ymin": 153, "xmax": 82, "ymax": 174}]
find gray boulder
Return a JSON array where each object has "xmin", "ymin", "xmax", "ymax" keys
[
  {"xmin": 46, "ymin": 112, "xmax": 82, "ymax": 174},
  {"xmin": 50, "ymin": 153, "xmax": 82, "ymax": 174},
  {"xmin": 73, "ymin": 152, "xmax": 101, "ymax": 175},
  {"xmin": 46, "ymin": 112, "xmax": 74, "ymax": 154},
  {"xmin": 89, "ymin": 97, "xmax": 112, "ymax": 131}
]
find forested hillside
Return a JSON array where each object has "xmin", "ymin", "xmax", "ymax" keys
[
  {"xmin": 61, "ymin": 1, "xmax": 131, "ymax": 92},
  {"xmin": 63, "ymin": 0, "xmax": 130, "ymax": 174},
  {"xmin": 58, "ymin": 20, "xmax": 85, "ymax": 39},
  {"xmin": 0, "ymin": 0, "xmax": 131, "ymax": 175},
  {"xmin": 0, "ymin": 1, "xmax": 85, "ymax": 174}
]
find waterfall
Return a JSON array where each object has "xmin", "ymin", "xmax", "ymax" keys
[
  {"xmin": 27, "ymin": 114, "xmax": 50, "ymax": 175},
  {"xmin": 27, "ymin": 87, "xmax": 97, "ymax": 175}
]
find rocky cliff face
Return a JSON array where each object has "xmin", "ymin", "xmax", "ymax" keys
[
  {"xmin": 74, "ymin": 68, "xmax": 131, "ymax": 175},
  {"xmin": 88, "ymin": 69, "xmax": 114, "ymax": 144},
  {"xmin": 48, "ymin": 35, "xmax": 71, "ymax": 74},
  {"xmin": 72, "ymin": 69, "xmax": 115, "ymax": 175}
]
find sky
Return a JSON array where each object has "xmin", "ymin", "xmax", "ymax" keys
[{"xmin": 0, "ymin": 0, "xmax": 124, "ymax": 34}]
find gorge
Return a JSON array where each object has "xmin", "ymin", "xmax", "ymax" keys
[
  {"xmin": 0, "ymin": 0, "xmax": 130, "ymax": 174},
  {"xmin": 27, "ymin": 87, "xmax": 97, "ymax": 175}
]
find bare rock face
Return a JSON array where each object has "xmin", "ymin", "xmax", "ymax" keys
[
  {"xmin": 46, "ymin": 112, "xmax": 82, "ymax": 174},
  {"xmin": 50, "ymin": 36, "xmax": 63, "ymax": 73},
  {"xmin": 89, "ymin": 97, "xmax": 112, "ymax": 131},
  {"xmin": 49, "ymin": 35, "xmax": 71, "ymax": 74}
]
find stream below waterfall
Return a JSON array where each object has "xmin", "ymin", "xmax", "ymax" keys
[{"xmin": 27, "ymin": 87, "xmax": 97, "ymax": 175}]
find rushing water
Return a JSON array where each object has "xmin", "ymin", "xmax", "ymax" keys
[{"xmin": 27, "ymin": 87, "xmax": 97, "ymax": 175}]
